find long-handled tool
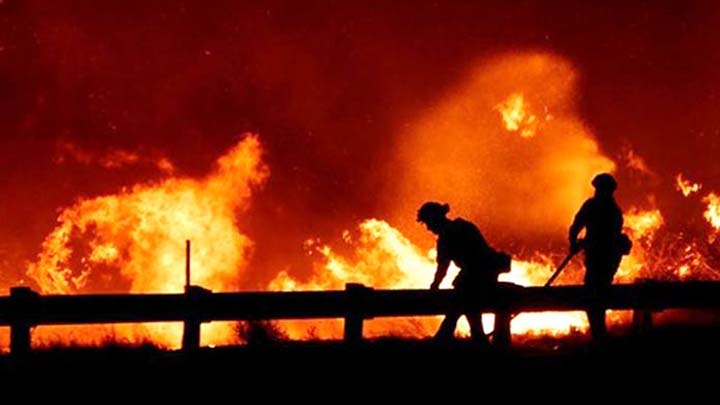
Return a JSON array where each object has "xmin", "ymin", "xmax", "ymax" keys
[
  {"xmin": 486, "ymin": 246, "xmax": 581, "ymax": 339},
  {"xmin": 544, "ymin": 248, "xmax": 580, "ymax": 287}
]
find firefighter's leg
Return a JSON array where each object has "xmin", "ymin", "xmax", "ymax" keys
[
  {"xmin": 435, "ymin": 288, "xmax": 463, "ymax": 340},
  {"xmin": 584, "ymin": 253, "xmax": 615, "ymax": 341},
  {"xmin": 435, "ymin": 311, "xmax": 460, "ymax": 341},
  {"xmin": 466, "ymin": 312, "xmax": 489, "ymax": 344},
  {"xmin": 587, "ymin": 306, "xmax": 607, "ymax": 340}
]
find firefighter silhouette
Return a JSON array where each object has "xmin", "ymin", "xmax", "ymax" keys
[
  {"xmin": 417, "ymin": 202, "xmax": 506, "ymax": 343},
  {"xmin": 569, "ymin": 173, "xmax": 631, "ymax": 341}
]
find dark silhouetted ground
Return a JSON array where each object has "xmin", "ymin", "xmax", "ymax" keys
[{"xmin": 1, "ymin": 325, "xmax": 718, "ymax": 395}]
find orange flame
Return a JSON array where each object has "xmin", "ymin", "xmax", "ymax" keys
[
  {"xmin": 270, "ymin": 219, "xmax": 588, "ymax": 339},
  {"xmin": 620, "ymin": 207, "xmax": 717, "ymax": 281},
  {"xmin": 268, "ymin": 219, "xmax": 442, "ymax": 339},
  {"xmin": 495, "ymin": 93, "xmax": 544, "ymax": 138},
  {"xmin": 617, "ymin": 208, "xmax": 664, "ymax": 281},
  {"xmin": 25, "ymin": 134, "xmax": 269, "ymax": 348},
  {"xmin": 624, "ymin": 208, "xmax": 664, "ymax": 242},
  {"xmin": 704, "ymin": 193, "xmax": 720, "ymax": 231},
  {"xmin": 676, "ymin": 174, "xmax": 702, "ymax": 197}
]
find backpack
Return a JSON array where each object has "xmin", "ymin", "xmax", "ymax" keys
[
  {"xmin": 490, "ymin": 249, "xmax": 512, "ymax": 274},
  {"xmin": 616, "ymin": 233, "xmax": 633, "ymax": 256},
  {"xmin": 453, "ymin": 249, "xmax": 511, "ymax": 288}
]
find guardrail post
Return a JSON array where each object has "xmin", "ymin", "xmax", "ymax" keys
[
  {"xmin": 344, "ymin": 283, "xmax": 367, "ymax": 343},
  {"xmin": 631, "ymin": 279, "xmax": 654, "ymax": 334},
  {"xmin": 182, "ymin": 285, "xmax": 211, "ymax": 351},
  {"xmin": 493, "ymin": 311, "xmax": 512, "ymax": 348},
  {"xmin": 492, "ymin": 282, "xmax": 517, "ymax": 348},
  {"xmin": 10, "ymin": 287, "xmax": 39, "ymax": 356},
  {"xmin": 632, "ymin": 308, "xmax": 653, "ymax": 333}
]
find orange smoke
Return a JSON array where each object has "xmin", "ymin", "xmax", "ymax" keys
[
  {"xmin": 56, "ymin": 141, "xmax": 175, "ymax": 174},
  {"xmin": 623, "ymin": 149, "xmax": 654, "ymax": 176},
  {"xmin": 25, "ymin": 134, "xmax": 269, "ymax": 348},
  {"xmin": 386, "ymin": 52, "xmax": 614, "ymax": 242}
]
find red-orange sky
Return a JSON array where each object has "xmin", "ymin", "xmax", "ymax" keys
[{"xmin": 2, "ymin": 1, "xmax": 720, "ymax": 290}]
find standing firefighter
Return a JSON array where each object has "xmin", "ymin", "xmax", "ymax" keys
[
  {"xmin": 417, "ymin": 202, "xmax": 509, "ymax": 343},
  {"xmin": 569, "ymin": 173, "xmax": 631, "ymax": 341}
]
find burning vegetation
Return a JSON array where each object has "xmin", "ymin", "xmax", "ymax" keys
[
  {"xmin": 2, "ymin": 52, "xmax": 720, "ymax": 351},
  {"xmin": 23, "ymin": 134, "xmax": 268, "ymax": 348}
]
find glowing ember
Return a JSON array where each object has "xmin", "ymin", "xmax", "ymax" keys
[
  {"xmin": 26, "ymin": 134, "xmax": 269, "ymax": 348},
  {"xmin": 676, "ymin": 174, "xmax": 702, "ymax": 197}
]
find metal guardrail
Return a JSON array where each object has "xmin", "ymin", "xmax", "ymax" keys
[{"xmin": 3, "ymin": 280, "xmax": 720, "ymax": 354}]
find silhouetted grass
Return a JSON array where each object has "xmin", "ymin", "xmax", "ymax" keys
[
  {"xmin": 36, "ymin": 332, "xmax": 161, "ymax": 352},
  {"xmin": 235, "ymin": 320, "xmax": 288, "ymax": 345}
]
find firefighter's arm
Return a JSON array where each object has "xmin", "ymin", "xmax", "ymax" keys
[
  {"xmin": 568, "ymin": 203, "xmax": 587, "ymax": 252},
  {"xmin": 430, "ymin": 259, "xmax": 450, "ymax": 290},
  {"xmin": 568, "ymin": 201, "xmax": 589, "ymax": 251}
]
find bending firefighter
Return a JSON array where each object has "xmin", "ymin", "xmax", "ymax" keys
[{"xmin": 417, "ymin": 202, "xmax": 509, "ymax": 343}]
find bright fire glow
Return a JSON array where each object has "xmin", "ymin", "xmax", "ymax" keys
[
  {"xmin": 676, "ymin": 174, "xmax": 702, "ymax": 197},
  {"xmin": 25, "ymin": 134, "xmax": 269, "ymax": 348}
]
